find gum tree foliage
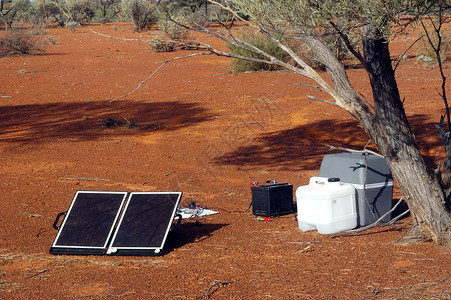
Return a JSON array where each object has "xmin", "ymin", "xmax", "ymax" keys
[
  {"xmin": 180, "ymin": 0, "xmax": 451, "ymax": 245},
  {"xmin": 27, "ymin": 0, "xmax": 66, "ymax": 25},
  {"xmin": 160, "ymin": 0, "xmax": 208, "ymax": 14},
  {"xmin": 51, "ymin": 0, "xmax": 97, "ymax": 24},
  {"xmin": 97, "ymin": 0, "xmax": 120, "ymax": 23},
  {"xmin": 159, "ymin": 0, "xmax": 218, "ymax": 29},
  {"xmin": 0, "ymin": 0, "xmax": 31, "ymax": 29}
]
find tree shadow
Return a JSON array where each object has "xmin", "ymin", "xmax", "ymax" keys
[
  {"xmin": 213, "ymin": 114, "xmax": 443, "ymax": 172},
  {"xmin": 0, "ymin": 99, "xmax": 213, "ymax": 144},
  {"xmin": 214, "ymin": 119, "xmax": 369, "ymax": 171}
]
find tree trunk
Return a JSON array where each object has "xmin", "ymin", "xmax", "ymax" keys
[
  {"xmin": 301, "ymin": 31, "xmax": 450, "ymax": 245},
  {"xmin": 361, "ymin": 28, "xmax": 451, "ymax": 245}
]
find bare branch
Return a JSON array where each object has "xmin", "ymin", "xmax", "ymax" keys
[
  {"xmin": 207, "ymin": 0, "xmax": 249, "ymax": 24},
  {"xmin": 329, "ymin": 21, "xmax": 367, "ymax": 70},
  {"xmin": 326, "ymin": 145, "xmax": 384, "ymax": 158},
  {"xmin": 357, "ymin": 90, "xmax": 374, "ymax": 110},
  {"xmin": 197, "ymin": 281, "xmax": 233, "ymax": 299},
  {"xmin": 420, "ymin": 13, "xmax": 450, "ymax": 131},
  {"xmin": 109, "ymin": 52, "xmax": 212, "ymax": 102},
  {"xmin": 52, "ymin": 1, "xmax": 71, "ymax": 20},
  {"xmin": 331, "ymin": 198, "xmax": 409, "ymax": 237},
  {"xmin": 307, "ymin": 95, "xmax": 338, "ymax": 106},
  {"xmin": 161, "ymin": 13, "xmax": 307, "ymax": 75},
  {"xmin": 293, "ymin": 82, "xmax": 324, "ymax": 91},
  {"xmin": 393, "ymin": 35, "xmax": 423, "ymax": 72}
]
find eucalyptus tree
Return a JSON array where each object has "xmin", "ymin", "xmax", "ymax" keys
[
  {"xmin": 178, "ymin": 0, "xmax": 451, "ymax": 245},
  {"xmin": 0, "ymin": 0, "xmax": 31, "ymax": 29}
]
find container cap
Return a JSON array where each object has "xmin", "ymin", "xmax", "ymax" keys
[{"xmin": 328, "ymin": 177, "xmax": 340, "ymax": 182}]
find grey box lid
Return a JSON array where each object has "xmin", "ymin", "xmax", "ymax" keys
[{"xmin": 318, "ymin": 153, "xmax": 393, "ymax": 185}]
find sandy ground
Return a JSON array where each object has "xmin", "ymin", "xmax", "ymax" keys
[{"xmin": 0, "ymin": 23, "xmax": 450, "ymax": 299}]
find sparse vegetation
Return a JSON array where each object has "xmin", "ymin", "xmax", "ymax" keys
[
  {"xmin": 158, "ymin": 12, "xmax": 190, "ymax": 40},
  {"xmin": 227, "ymin": 30, "xmax": 291, "ymax": 72},
  {"xmin": 65, "ymin": 20, "xmax": 81, "ymax": 31},
  {"xmin": 120, "ymin": 0, "xmax": 159, "ymax": 31},
  {"xmin": 0, "ymin": 30, "xmax": 49, "ymax": 56}
]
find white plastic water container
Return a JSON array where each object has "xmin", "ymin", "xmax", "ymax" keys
[{"xmin": 296, "ymin": 177, "xmax": 357, "ymax": 234}]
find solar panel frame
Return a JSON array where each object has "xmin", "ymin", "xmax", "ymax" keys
[
  {"xmin": 107, "ymin": 191, "xmax": 182, "ymax": 256},
  {"xmin": 49, "ymin": 191, "xmax": 128, "ymax": 255}
]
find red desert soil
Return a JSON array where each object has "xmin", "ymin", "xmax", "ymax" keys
[{"xmin": 0, "ymin": 23, "xmax": 450, "ymax": 299}]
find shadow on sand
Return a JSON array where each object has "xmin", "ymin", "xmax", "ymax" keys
[
  {"xmin": 213, "ymin": 114, "xmax": 443, "ymax": 171},
  {"xmin": 0, "ymin": 99, "xmax": 213, "ymax": 144},
  {"xmin": 164, "ymin": 222, "xmax": 228, "ymax": 254}
]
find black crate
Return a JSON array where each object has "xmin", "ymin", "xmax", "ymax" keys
[{"xmin": 251, "ymin": 183, "xmax": 294, "ymax": 217}]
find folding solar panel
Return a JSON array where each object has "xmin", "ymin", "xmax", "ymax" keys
[
  {"xmin": 107, "ymin": 192, "xmax": 182, "ymax": 256},
  {"xmin": 50, "ymin": 191, "xmax": 182, "ymax": 256},
  {"xmin": 50, "ymin": 191, "xmax": 128, "ymax": 255}
]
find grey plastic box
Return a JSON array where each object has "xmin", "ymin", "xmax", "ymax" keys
[{"xmin": 318, "ymin": 153, "xmax": 393, "ymax": 226}]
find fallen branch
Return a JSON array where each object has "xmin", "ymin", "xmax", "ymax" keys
[
  {"xmin": 58, "ymin": 176, "xmax": 109, "ymax": 182},
  {"xmin": 326, "ymin": 145, "xmax": 384, "ymax": 158},
  {"xmin": 290, "ymin": 241, "xmax": 320, "ymax": 245},
  {"xmin": 331, "ymin": 198, "xmax": 409, "ymax": 237},
  {"xmin": 90, "ymin": 28, "xmax": 149, "ymax": 43},
  {"xmin": 295, "ymin": 245, "xmax": 312, "ymax": 254},
  {"xmin": 75, "ymin": 291, "xmax": 134, "ymax": 298}
]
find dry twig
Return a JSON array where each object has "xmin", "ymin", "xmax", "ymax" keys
[
  {"xmin": 108, "ymin": 52, "xmax": 212, "ymax": 102},
  {"xmin": 58, "ymin": 176, "xmax": 109, "ymax": 182},
  {"xmin": 25, "ymin": 269, "xmax": 49, "ymax": 279},
  {"xmin": 197, "ymin": 281, "xmax": 233, "ymax": 299}
]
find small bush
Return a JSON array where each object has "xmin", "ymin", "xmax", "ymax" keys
[
  {"xmin": 121, "ymin": 0, "xmax": 159, "ymax": 31},
  {"xmin": 159, "ymin": 14, "xmax": 190, "ymax": 40},
  {"xmin": 65, "ymin": 21, "xmax": 81, "ymax": 32},
  {"xmin": 147, "ymin": 37, "xmax": 174, "ymax": 52},
  {"xmin": 227, "ymin": 30, "xmax": 290, "ymax": 72},
  {"xmin": 0, "ymin": 30, "xmax": 49, "ymax": 57}
]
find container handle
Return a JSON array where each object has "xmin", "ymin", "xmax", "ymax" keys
[
  {"xmin": 309, "ymin": 177, "xmax": 341, "ymax": 185},
  {"xmin": 309, "ymin": 176, "xmax": 326, "ymax": 185},
  {"xmin": 52, "ymin": 212, "xmax": 67, "ymax": 230}
]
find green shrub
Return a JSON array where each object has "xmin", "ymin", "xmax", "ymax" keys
[
  {"xmin": 227, "ymin": 30, "xmax": 290, "ymax": 72},
  {"xmin": 120, "ymin": 0, "xmax": 158, "ymax": 31},
  {"xmin": 228, "ymin": 27, "xmax": 354, "ymax": 72},
  {"xmin": 65, "ymin": 21, "xmax": 81, "ymax": 32},
  {"xmin": 64, "ymin": 21, "xmax": 81, "ymax": 32},
  {"xmin": 158, "ymin": 13, "xmax": 190, "ymax": 40},
  {"xmin": 0, "ymin": 30, "xmax": 49, "ymax": 57}
]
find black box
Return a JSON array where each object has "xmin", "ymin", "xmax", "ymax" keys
[{"xmin": 251, "ymin": 183, "xmax": 294, "ymax": 217}]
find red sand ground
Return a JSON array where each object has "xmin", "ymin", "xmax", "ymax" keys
[{"xmin": 0, "ymin": 23, "xmax": 450, "ymax": 299}]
